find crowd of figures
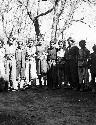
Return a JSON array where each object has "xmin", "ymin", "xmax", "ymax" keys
[
  {"xmin": 0, "ymin": 37, "xmax": 96, "ymax": 93},
  {"xmin": 47, "ymin": 37, "xmax": 96, "ymax": 93}
]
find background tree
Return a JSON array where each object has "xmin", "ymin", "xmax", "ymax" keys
[{"xmin": 0, "ymin": 0, "xmax": 96, "ymax": 48}]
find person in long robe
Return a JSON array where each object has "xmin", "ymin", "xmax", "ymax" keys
[{"xmin": 65, "ymin": 37, "xmax": 79, "ymax": 90}]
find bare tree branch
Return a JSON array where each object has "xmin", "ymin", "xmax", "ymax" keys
[
  {"xmin": 34, "ymin": 7, "xmax": 54, "ymax": 20},
  {"xmin": 72, "ymin": 18, "xmax": 92, "ymax": 28},
  {"xmin": 25, "ymin": 0, "xmax": 54, "ymax": 22}
]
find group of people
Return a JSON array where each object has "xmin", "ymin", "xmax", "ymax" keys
[
  {"xmin": 47, "ymin": 37, "xmax": 96, "ymax": 93},
  {"xmin": 0, "ymin": 37, "xmax": 37, "ymax": 91},
  {"xmin": 0, "ymin": 36, "xmax": 96, "ymax": 93}
]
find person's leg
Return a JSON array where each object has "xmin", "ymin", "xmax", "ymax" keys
[
  {"xmin": 9, "ymin": 61, "xmax": 13, "ymax": 88},
  {"xmin": 30, "ymin": 59, "xmax": 37, "ymax": 86},
  {"xmin": 64, "ymin": 62, "xmax": 70, "ymax": 86},
  {"xmin": 91, "ymin": 73, "xmax": 95, "ymax": 92},
  {"xmin": 78, "ymin": 67, "xmax": 84, "ymax": 91},
  {"xmin": 6, "ymin": 60, "xmax": 10, "ymax": 83},
  {"xmin": 16, "ymin": 61, "xmax": 21, "ymax": 80},
  {"xmin": 70, "ymin": 62, "xmax": 79, "ymax": 90},
  {"xmin": 16, "ymin": 61, "xmax": 21, "ymax": 89},
  {"xmin": 25, "ymin": 61, "xmax": 29, "ymax": 83},
  {"xmin": 58, "ymin": 65, "xmax": 63, "ymax": 88},
  {"xmin": 84, "ymin": 68, "xmax": 89, "ymax": 88},
  {"xmin": 57, "ymin": 64, "xmax": 60, "ymax": 87},
  {"xmin": 52, "ymin": 65, "xmax": 58, "ymax": 89},
  {"xmin": 12, "ymin": 58, "xmax": 17, "ymax": 90}
]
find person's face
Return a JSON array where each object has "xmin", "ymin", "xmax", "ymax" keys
[
  {"xmin": 80, "ymin": 43, "xmax": 86, "ymax": 48},
  {"xmin": 50, "ymin": 43, "xmax": 55, "ymax": 48},
  {"xmin": 29, "ymin": 40, "xmax": 33, "ymax": 47},
  {"xmin": 18, "ymin": 41, "xmax": 22, "ymax": 48},
  {"xmin": 9, "ymin": 38, "xmax": 13, "ymax": 45},
  {"xmin": 59, "ymin": 42, "xmax": 63, "ymax": 49}
]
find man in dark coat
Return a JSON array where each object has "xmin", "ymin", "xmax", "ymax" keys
[{"xmin": 65, "ymin": 37, "xmax": 79, "ymax": 90}]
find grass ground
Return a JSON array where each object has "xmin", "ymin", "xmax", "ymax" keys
[{"xmin": 0, "ymin": 87, "xmax": 96, "ymax": 125}]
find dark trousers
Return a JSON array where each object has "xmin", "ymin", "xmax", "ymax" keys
[
  {"xmin": 68, "ymin": 60, "xmax": 79, "ymax": 88},
  {"xmin": 57, "ymin": 64, "xmax": 64, "ymax": 87},
  {"xmin": 91, "ymin": 72, "xmax": 96, "ymax": 88},
  {"xmin": 47, "ymin": 65, "xmax": 58, "ymax": 89},
  {"xmin": 64, "ymin": 61, "xmax": 71, "ymax": 84}
]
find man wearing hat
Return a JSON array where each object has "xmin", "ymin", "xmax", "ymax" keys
[
  {"xmin": 78, "ymin": 40, "xmax": 90, "ymax": 91},
  {"xmin": 65, "ymin": 37, "xmax": 79, "ymax": 90},
  {"xmin": 88, "ymin": 44, "xmax": 96, "ymax": 92}
]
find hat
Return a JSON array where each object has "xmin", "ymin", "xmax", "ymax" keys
[
  {"xmin": 67, "ymin": 37, "xmax": 72, "ymax": 41},
  {"xmin": 79, "ymin": 40, "xmax": 86, "ymax": 46},
  {"xmin": 79, "ymin": 40, "xmax": 86, "ymax": 44},
  {"xmin": 67, "ymin": 37, "xmax": 75, "ymax": 43}
]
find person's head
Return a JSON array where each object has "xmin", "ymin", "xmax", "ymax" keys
[
  {"xmin": 0, "ymin": 39, "xmax": 4, "ymax": 48},
  {"xmin": 28, "ymin": 38, "xmax": 34, "ymax": 47},
  {"xmin": 50, "ymin": 41, "xmax": 55, "ymax": 48},
  {"xmin": 58, "ymin": 40, "xmax": 66, "ymax": 49},
  {"xmin": 8, "ymin": 37, "xmax": 14, "ymax": 46},
  {"xmin": 67, "ymin": 37, "xmax": 75, "ymax": 47},
  {"xmin": 17, "ymin": 40, "xmax": 23, "ymax": 49},
  {"xmin": 92, "ymin": 44, "xmax": 96, "ymax": 52},
  {"xmin": 79, "ymin": 40, "xmax": 86, "ymax": 49}
]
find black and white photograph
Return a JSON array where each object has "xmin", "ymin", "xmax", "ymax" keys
[{"xmin": 0, "ymin": 0, "xmax": 96, "ymax": 124}]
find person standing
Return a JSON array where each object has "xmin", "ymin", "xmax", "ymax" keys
[
  {"xmin": 78, "ymin": 40, "xmax": 90, "ymax": 91},
  {"xmin": 47, "ymin": 41, "xmax": 58, "ymax": 89},
  {"xmin": 57, "ymin": 40, "xmax": 66, "ymax": 88},
  {"xmin": 36, "ymin": 39, "xmax": 48, "ymax": 87},
  {"xmin": 65, "ymin": 37, "xmax": 79, "ymax": 90},
  {"xmin": 25, "ymin": 38, "xmax": 37, "ymax": 87},
  {"xmin": 0, "ymin": 39, "xmax": 8, "ymax": 91},
  {"xmin": 5, "ymin": 38, "xmax": 17, "ymax": 90},
  {"xmin": 16, "ymin": 40, "xmax": 26, "ymax": 89},
  {"xmin": 88, "ymin": 44, "xmax": 96, "ymax": 93}
]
